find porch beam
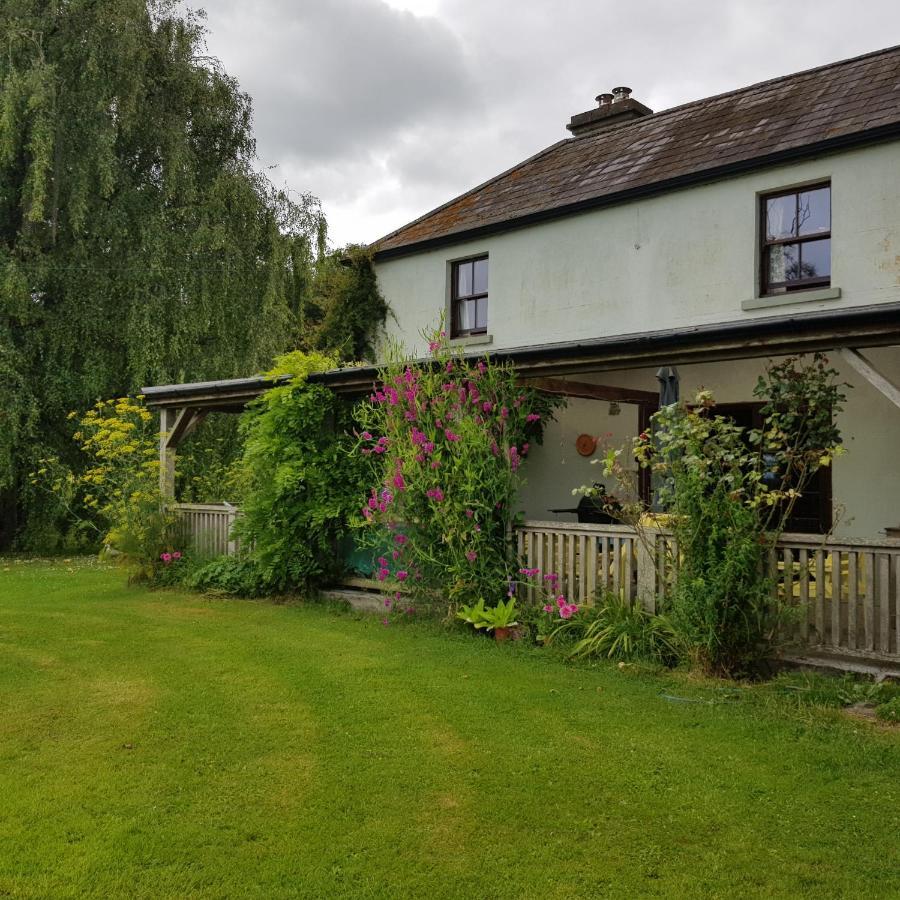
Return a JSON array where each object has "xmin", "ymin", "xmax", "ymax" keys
[
  {"xmin": 166, "ymin": 408, "xmax": 207, "ymax": 449},
  {"xmin": 839, "ymin": 348, "xmax": 900, "ymax": 410},
  {"xmin": 520, "ymin": 376, "xmax": 658, "ymax": 406}
]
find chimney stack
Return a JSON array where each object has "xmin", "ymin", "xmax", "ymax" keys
[{"xmin": 567, "ymin": 87, "xmax": 652, "ymax": 137}]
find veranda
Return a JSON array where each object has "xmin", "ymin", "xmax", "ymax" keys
[{"xmin": 144, "ymin": 307, "xmax": 900, "ymax": 668}]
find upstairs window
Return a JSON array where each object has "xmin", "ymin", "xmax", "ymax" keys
[
  {"xmin": 761, "ymin": 184, "xmax": 831, "ymax": 294},
  {"xmin": 451, "ymin": 256, "xmax": 488, "ymax": 337}
]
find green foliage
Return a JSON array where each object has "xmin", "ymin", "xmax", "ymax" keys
[
  {"xmin": 0, "ymin": 1, "xmax": 326, "ymax": 548},
  {"xmin": 456, "ymin": 597, "xmax": 518, "ymax": 631},
  {"xmin": 356, "ymin": 327, "xmax": 561, "ymax": 609},
  {"xmin": 303, "ymin": 246, "xmax": 391, "ymax": 363},
  {"xmin": 183, "ymin": 555, "xmax": 268, "ymax": 597},
  {"xmin": 231, "ymin": 352, "xmax": 368, "ymax": 593},
  {"xmin": 31, "ymin": 396, "xmax": 172, "ymax": 579},
  {"xmin": 547, "ymin": 595, "xmax": 677, "ymax": 662},
  {"xmin": 876, "ymin": 696, "xmax": 900, "ymax": 724},
  {"xmin": 593, "ymin": 354, "xmax": 846, "ymax": 676}
]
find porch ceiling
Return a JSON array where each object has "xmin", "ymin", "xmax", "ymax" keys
[{"xmin": 141, "ymin": 300, "xmax": 900, "ymax": 409}]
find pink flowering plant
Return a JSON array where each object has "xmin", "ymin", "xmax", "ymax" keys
[
  {"xmin": 509, "ymin": 567, "xmax": 580, "ymax": 639},
  {"xmin": 355, "ymin": 326, "xmax": 559, "ymax": 608}
]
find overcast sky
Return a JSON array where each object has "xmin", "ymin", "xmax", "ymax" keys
[{"xmin": 191, "ymin": 0, "xmax": 900, "ymax": 248}]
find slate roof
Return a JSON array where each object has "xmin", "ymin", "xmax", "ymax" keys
[{"xmin": 374, "ymin": 46, "xmax": 900, "ymax": 258}]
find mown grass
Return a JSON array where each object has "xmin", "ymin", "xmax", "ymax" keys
[{"xmin": 0, "ymin": 559, "xmax": 898, "ymax": 899}]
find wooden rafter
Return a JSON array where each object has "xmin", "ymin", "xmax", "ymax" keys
[
  {"xmin": 839, "ymin": 348, "xmax": 900, "ymax": 410},
  {"xmin": 519, "ymin": 376, "xmax": 658, "ymax": 406}
]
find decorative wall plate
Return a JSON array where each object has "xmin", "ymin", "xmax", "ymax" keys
[{"xmin": 575, "ymin": 433, "xmax": 598, "ymax": 457}]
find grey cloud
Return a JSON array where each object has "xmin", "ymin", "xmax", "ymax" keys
[
  {"xmin": 201, "ymin": 0, "xmax": 474, "ymax": 164},
  {"xmin": 194, "ymin": 0, "xmax": 900, "ymax": 246}
]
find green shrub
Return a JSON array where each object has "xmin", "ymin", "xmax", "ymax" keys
[
  {"xmin": 547, "ymin": 595, "xmax": 678, "ymax": 663},
  {"xmin": 355, "ymin": 328, "xmax": 559, "ymax": 610},
  {"xmin": 232, "ymin": 350, "xmax": 369, "ymax": 594},
  {"xmin": 184, "ymin": 556, "xmax": 269, "ymax": 596},
  {"xmin": 591, "ymin": 354, "xmax": 846, "ymax": 676},
  {"xmin": 876, "ymin": 696, "xmax": 900, "ymax": 724}
]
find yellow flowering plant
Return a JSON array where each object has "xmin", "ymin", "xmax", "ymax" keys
[{"xmin": 32, "ymin": 396, "xmax": 173, "ymax": 579}]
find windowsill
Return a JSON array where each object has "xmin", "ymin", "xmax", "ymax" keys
[
  {"xmin": 449, "ymin": 333, "xmax": 493, "ymax": 348},
  {"xmin": 741, "ymin": 287, "xmax": 841, "ymax": 312}
]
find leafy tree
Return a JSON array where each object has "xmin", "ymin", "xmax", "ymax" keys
[{"xmin": 0, "ymin": 0, "xmax": 324, "ymax": 548}]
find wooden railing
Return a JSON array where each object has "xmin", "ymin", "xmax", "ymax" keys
[
  {"xmin": 773, "ymin": 534, "xmax": 900, "ymax": 661},
  {"xmin": 171, "ymin": 502, "xmax": 241, "ymax": 557},
  {"xmin": 515, "ymin": 521, "xmax": 900, "ymax": 661}
]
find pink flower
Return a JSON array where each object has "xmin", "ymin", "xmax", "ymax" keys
[
  {"xmin": 556, "ymin": 596, "xmax": 566, "ymax": 608},
  {"xmin": 474, "ymin": 524, "xmax": 481, "ymax": 532},
  {"xmin": 429, "ymin": 340, "xmax": 441, "ymax": 352},
  {"xmin": 444, "ymin": 429, "xmax": 460, "ymax": 442},
  {"xmin": 465, "ymin": 509, "xmax": 474, "ymax": 518},
  {"xmin": 396, "ymin": 570, "xmax": 409, "ymax": 582},
  {"xmin": 392, "ymin": 550, "xmax": 400, "ymax": 560},
  {"xmin": 384, "ymin": 598, "xmax": 392, "ymax": 608},
  {"xmin": 482, "ymin": 401, "xmax": 493, "ymax": 413},
  {"xmin": 559, "ymin": 605, "xmax": 575, "ymax": 620},
  {"xmin": 526, "ymin": 413, "xmax": 541, "ymax": 423},
  {"xmin": 393, "ymin": 473, "xmax": 406, "ymax": 490},
  {"xmin": 394, "ymin": 534, "xmax": 408, "ymax": 545},
  {"xmin": 476, "ymin": 361, "xmax": 486, "ymax": 374},
  {"xmin": 543, "ymin": 604, "xmax": 554, "ymax": 613},
  {"xmin": 500, "ymin": 406, "xmax": 509, "ymax": 419},
  {"xmin": 361, "ymin": 431, "xmax": 372, "ymax": 440},
  {"xmin": 382, "ymin": 618, "xmax": 390, "ymax": 626},
  {"xmin": 368, "ymin": 497, "xmax": 378, "ymax": 510},
  {"xmin": 426, "ymin": 487, "xmax": 445, "ymax": 502},
  {"xmin": 172, "ymin": 551, "xmax": 182, "ymax": 560},
  {"xmin": 377, "ymin": 556, "xmax": 388, "ymax": 567},
  {"xmin": 160, "ymin": 552, "xmax": 172, "ymax": 564},
  {"xmin": 465, "ymin": 550, "xmax": 477, "ymax": 563}
]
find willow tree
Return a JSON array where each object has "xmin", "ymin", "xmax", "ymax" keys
[{"xmin": 0, "ymin": 1, "xmax": 324, "ymax": 547}]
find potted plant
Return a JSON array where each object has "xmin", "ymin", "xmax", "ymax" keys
[{"xmin": 457, "ymin": 598, "xmax": 520, "ymax": 641}]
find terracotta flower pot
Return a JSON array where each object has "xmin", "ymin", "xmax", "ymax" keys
[{"xmin": 493, "ymin": 627, "xmax": 511, "ymax": 642}]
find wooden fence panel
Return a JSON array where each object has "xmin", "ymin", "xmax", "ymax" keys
[
  {"xmin": 515, "ymin": 522, "xmax": 900, "ymax": 662},
  {"xmin": 171, "ymin": 503, "xmax": 241, "ymax": 558}
]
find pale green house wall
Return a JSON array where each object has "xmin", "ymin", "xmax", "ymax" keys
[{"xmin": 374, "ymin": 142, "xmax": 900, "ymax": 358}]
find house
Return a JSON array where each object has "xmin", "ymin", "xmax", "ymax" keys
[
  {"xmin": 369, "ymin": 45, "xmax": 900, "ymax": 542},
  {"xmin": 144, "ymin": 46, "xmax": 900, "ymax": 663}
]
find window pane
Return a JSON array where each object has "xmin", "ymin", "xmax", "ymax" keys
[
  {"xmin": 768, "ymin": 242, "xmax": 799, "ymax": 284},
  {"xmin": 457, "ymin": 298, "xmax": 475, "ymax": 332},
  {"xmin": 766, "ymin": 194, "xmax": 796, "ymax": 240},
  {"xmin": 800, "ymin": 238, "xmax": 830, "ymax": 279},
  {"xmin": 455, "ymin": 261, "xmax": 473, "ymax": 298},
  {"xmin": 798, "ymin": 187, "xmax": 830, "ymax": 236},
  {"xmin": 475, "ymin": 297, "xmax": 488, "ymax": 330},
  {"xmin": 473, "ymin": 258, "xmax": 488, "ymax": 294}
]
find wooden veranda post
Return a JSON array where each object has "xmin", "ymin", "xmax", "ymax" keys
[{"xmin": 159, "ymin": 408, "xmax": 176, "ymax": 501}]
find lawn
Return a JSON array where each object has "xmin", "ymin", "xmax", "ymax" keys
[{"xmin": 0, "ymin": 561, "xmax": 898, "ymax": 899}]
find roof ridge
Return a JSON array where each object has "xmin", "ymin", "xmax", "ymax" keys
[
  {"xmin": 372, "ymin": 138, "xmax": 569, "ymax": 249},
  {"xmin": 634, "ymin": 42, "xmax": 900, "ymax": 127}
]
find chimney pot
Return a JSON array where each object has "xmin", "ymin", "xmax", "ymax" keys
[{"xmin": 567, "ymin": 88, "xmax": 652, "ymax": 137}]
